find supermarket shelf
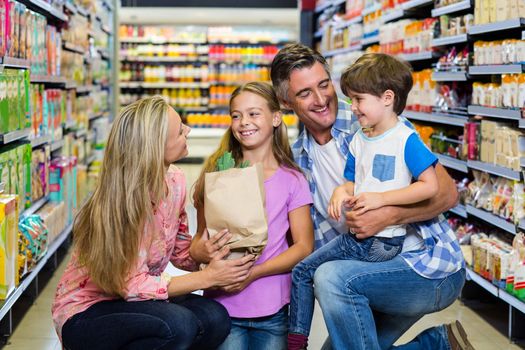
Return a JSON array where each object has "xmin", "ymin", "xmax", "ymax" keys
[
  {"xmin": 431, "ymin": 34, "xmax": 468, "ymax": 47},
  {"xmin": 76, "ymin": 5, "xmax": 88, "ymax": 17},
  {"xmin": 314, "ymin": 1, "xmax": 332, "ymax": 13},
  {"xmin": 467, "ymin": 105, "xmax": 522, "ymax": 120},
  {"xmin": 431, "ymin": 71, "xmax": 467, "ymax": 81},
  {"xmin": 324, "ymin": 43, "xmax": 363, "ymax": 57},
  {"xmin": 89, "ymin": 112, "xmax": 104, "ymax": 120},
  {"xmin": 468, "ymin": 159, "xmax": 522, "ymax": 181},
  {"xmin": 63, "ymin": 1, "xmax": 76, "ymax": 14},
  {"xmin": 65, "ymin": 81, "xmax": 77, "ymax": 89},
  {"xmin": 20, "ymin": 196, "xmax": 49, "ymax": 220},
  {"xmin": 403, "ymin": 110, "xmax": 468, "ymax": 126},
  {"xmin": 75, "ymin": 129, "xmax": 87, "ymax": 138},
  {"xmin": 103, "ymin": 0, "xmax": 113, "ymax": 12},
  {"xmin": 432, "ymin": 0, "xmax": 471, "ymax": 17},
  {"xmin": 63, "ymin": 42, "xmax": 86, "ymax": 55},
  {"xmin": 0, "ymin": 57, "xmax": 30, "ymax": 69},
  {"xmin": 98, "ymin": 49, "xmax": 110, "ymax": 60},
  {"xmin": 500, "ymin": 290, "xmax": 525, "ymax": 315},
  {"xmin": 466, "ymin": 268, "xmax": 499, "ymax": 297},
  {"xmin": 101, "ymin": 24, "xmax": 112, "ymax": 36},
  {"xmin": 0, "ymin": 129, "xmax": 30, "ymax": 144},
  {"xmin": 469, "ymin": 18, "xmax": 525, "ymax": 35},
  {"xmin": 449, "ymin": 204, "xmax": 467, "ymax": 218},
  {"xmin": 333, "ymin": 16, "xmax": 362, "ymax": 30},
  {"xmin": 18, "ymin": 0, "xmax": 67, "ymax": 22},
  {"xmin": 120, "ymin": 82, "xmax": 210, "ymax": 89},
  {"xmin": 30, "ymin": 135, "xmax": 51, "ymax": 148},
  {"xmin": 401, "ymin": 0, "xmax": 433, "ymax": 10},
  {"xmin": 63, "ymin": 119, "xmax": 76, "ymax": 129},
  {"xmin": 520, "ymin": 218, "xmax": 525, "ymax": 231},
  {"xmin": 362, "ymin": 3, "xmax": 381, "ymax": 16},
  {"xmin": 520, "ymin": 119, "xmax": 525, "ymax": 129},
  {"xmin": 399, "ymin": 51, "xmax": 437, "ymax": 62},
  {"xmin": 361, "ymin": 34, "xmax": 380, "ymax": 46},
  {"xmin": 436, "ymin": 154, "xmax": 468, "ymax": 173},
  {"xmin": 86, "ymin": 153, "xmax": 97, "ymax": 165},
  {"xmin": 466, "ymin": 204, "xmax": 517, "ymax": 235},
  {"xmin": 76, "ymin": 85, "xmax": 93, "ymax": 94},
  {"xmin": 382, "ymin": 9, "xmax": 404, "ymax": 24},
  {"xmin": 314, "ymin": 28, "xmax": 325, "ymax": 38},
  {"xmin": 122, "ymin": 56, "xmax": 207, "ymax": 63},
  {"xmin": 119, "ymin": 37, "xmax": 206, "ymax": 44},
  {"xmin": 30, "ymin": 75, "xmax": 67, "ymax": 85},
  {"xmin": 0, "ymin": 223, "xmax": 72, "ymax": 322},
  {"xmin": 188, "ymin": 128, "xmax": 228, "ymax": 139},
  {"xmin": 50, "ymin": 139, "xmax": 65, "ymax": 152},
  {"xmin": 469, "ymin": 64, "xmax": 525, "ymax": 75}
]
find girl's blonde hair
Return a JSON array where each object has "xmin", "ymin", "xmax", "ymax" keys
[
  {"xmin": 193, "ymin": 82, "xmax": 302, "ymax": 208},
  {"xmin": 74, "ymin": 96, "xmax": 170, "ymax": 296}
]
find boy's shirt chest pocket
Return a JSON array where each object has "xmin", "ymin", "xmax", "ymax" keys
[{"xmin": 372, "ymin": 154, "xmax": 396, "ymax": 182}]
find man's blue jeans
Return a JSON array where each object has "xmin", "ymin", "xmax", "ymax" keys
[
  {"xmin": 289, "ymin": 233, "xmax": 404, "ymax": 336},
  {"xmin": 61, "ymin": 294, "xmax": 231, "ymax": 350},
  {"xmin": 314, "ymin": 255, "xmax": 465, "ymax": 350},
  {"xmin": 218, "ymin": 306, "xmax": 288, "ymax": 350}
]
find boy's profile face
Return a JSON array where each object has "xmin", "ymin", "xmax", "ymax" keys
[
  {"xmin": 284, "ymin": 62, "xmax": 337, "ymax": 143},
  {"xmin": 347, "ymin": 90, "xmax": 392, "ymax": 129}
]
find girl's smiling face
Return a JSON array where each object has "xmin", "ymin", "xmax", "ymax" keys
[{"xmin": 230, "ymin": 91, "xmax": 281, "ymax": 150}]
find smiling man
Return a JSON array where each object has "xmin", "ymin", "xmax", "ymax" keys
[{"xmin": 271, "ymin": 43, "xmax": 471, "ymax": 350}]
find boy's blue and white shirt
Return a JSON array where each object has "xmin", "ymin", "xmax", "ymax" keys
[{"xmin": 292, "ymin": 100, "xmax": 465, "ymax": 279}]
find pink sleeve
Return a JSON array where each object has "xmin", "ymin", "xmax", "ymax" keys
[
  {"xmin": 169, "ymin": 167, "xmax": 198, "ymax": 271},
  {"xmin": 122, "ymin": 246, "xmax": 171, "ymax": 301},
  {"xmin": 170, "ymin": 206, "xmax": 198, "ymax": 271}
]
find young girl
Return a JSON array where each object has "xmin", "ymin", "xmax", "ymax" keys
[
  {"xmin": 52, "ymin": 96, "xmax": 255, "ymax": 350},
  {"xmin": 192, "ymin": 82, "xmax": 314, "ymax": 349}
]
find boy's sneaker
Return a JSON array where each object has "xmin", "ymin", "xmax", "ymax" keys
[
  {"xmin": 446, "ymin": 320, "xmax": 475, "ymax": 350},
  {"xmin": 287, "ymin": 333, "xmax": 308, "ymax": 350}
]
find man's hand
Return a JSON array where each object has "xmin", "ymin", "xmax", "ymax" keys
[
  {"xmin": 190, "ymin": 229, "xmax": 233, "ymax": 264},
  {"xmin": 345, "ymin": 205, "xmax": 396, "ymax": 238}
]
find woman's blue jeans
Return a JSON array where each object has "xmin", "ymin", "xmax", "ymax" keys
[
  {"xmin": 314, "ymin": 255, "xmax": 466, "ymax": 350},
  {"xmin": 61, "ymin": 294, "xmax": 231, "ymax": 350}
]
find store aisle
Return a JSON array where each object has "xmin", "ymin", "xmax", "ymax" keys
[{"xmin": 3, "ymin": 164, "xmax": 524, "ymax": 349}]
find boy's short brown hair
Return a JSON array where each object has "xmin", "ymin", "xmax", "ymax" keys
[{"xmin": 340, "ymin": 53, "xmax": 413, "ymax": 115}]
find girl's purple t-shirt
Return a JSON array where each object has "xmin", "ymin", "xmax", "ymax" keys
[{"xmin": 206, "ymin": 166, "xmax": 313, "ymax": 318}]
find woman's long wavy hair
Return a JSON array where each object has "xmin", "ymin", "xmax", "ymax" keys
[
  {"xmin": 74, "ymin": 96, "xmax": 170, "ymax": 296},
  {"xmin": 193, "ymin": 82, "xmax": 302, "ymax": 208}
]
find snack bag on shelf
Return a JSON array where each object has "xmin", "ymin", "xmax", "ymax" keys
[
  {"xmin": 509, "ymin": 233, "xmax": 525, "ymax": 300},
  {"xmin": 18, "ymin": 215, "xmax": 48, "ymax": 265},
  {"xmin": 204, "ymin": 152, "xmax": 268, "ymax": 260},
  {"xmin": 0, "ymin": 194, "xmax": 18, "ymax": 299}
]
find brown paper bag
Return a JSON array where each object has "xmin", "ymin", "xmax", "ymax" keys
[{"xmin": 204, "ymin": 163, "xmax": 268, "ymax": 258}]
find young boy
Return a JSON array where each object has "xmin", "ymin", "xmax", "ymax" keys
[{"xmin": 288, "ymin": 53, "xmax": 441, "ymax": 349}]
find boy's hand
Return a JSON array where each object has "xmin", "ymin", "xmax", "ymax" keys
[
  {"xmin": 328, "ymin": 186, "xmax": 351, "ymax": 221},
  {"xmin": 349, "ymin": 192, "xmax": 384, "ymax": 215}
]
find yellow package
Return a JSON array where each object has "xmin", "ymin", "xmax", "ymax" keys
[{"xmin": 0, "ymin": 195, "xmax": 18, "ymax": 298}]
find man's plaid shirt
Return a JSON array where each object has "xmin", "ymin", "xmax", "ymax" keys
[{"xmin": 292, "ymin": 100, "xmax": 464, "ymax": 279}]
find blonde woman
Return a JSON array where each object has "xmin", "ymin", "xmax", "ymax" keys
[{"xmin": 52, "ymin": 96, "xmax": 255, "ymax": 350}]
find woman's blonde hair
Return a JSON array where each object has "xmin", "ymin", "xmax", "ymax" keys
[
  {"xmin": 193, "ymin": 82, "xmax": 302, "ymax": 208},
  {"xmin": 74, "ymin": 96, "xmax": 170, "ymax": 296}
]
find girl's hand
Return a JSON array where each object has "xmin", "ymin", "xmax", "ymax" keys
[
  {"xmin": 349, "ymin": 192, "xmax": 384, "ymax": 215},
  {"xmin": 191, "ymin": 228, "xmax": 233, "ymax": 263},
  {"xmin": 204, "ymin": 248, "xmax": 255, "ymax": 287},
  {"xmin": 220, "ymin": 265, "xmax": 260, "ymax": 294}
]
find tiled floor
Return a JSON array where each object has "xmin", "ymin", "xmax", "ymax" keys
[{"xmin": 3, "ymin": 164, "xmax": 525, "ymax": 349}]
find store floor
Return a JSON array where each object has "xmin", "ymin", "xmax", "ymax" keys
[{"xmin": 3, "ymin": 164, "xmax": 524, "ymax": 349}]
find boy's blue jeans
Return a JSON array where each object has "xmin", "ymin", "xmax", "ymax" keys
[{"xmin": 289, "ymin": 233, "xmax": 404, "ymax": 336}]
